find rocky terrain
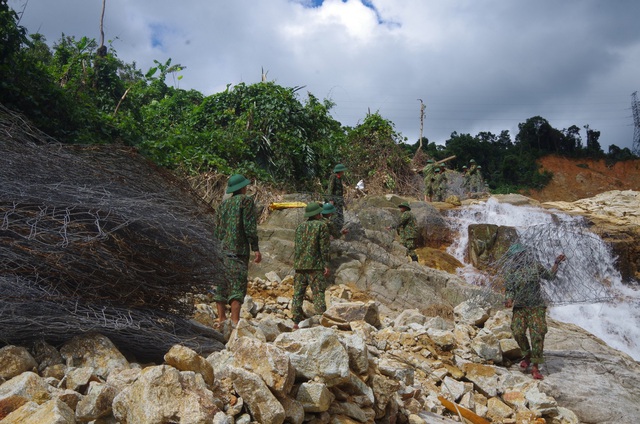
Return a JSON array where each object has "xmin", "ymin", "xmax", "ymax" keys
[{"xmin": 1, "ymin": 187, "xmax": 639, "ymax": 424}]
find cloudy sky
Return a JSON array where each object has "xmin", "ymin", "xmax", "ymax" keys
[{"xmin": 9, "ymin": 0, "xmax": 640, "ymax": 151}]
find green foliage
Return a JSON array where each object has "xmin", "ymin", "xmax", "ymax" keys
[{"xmin": 340, "ymin": 113, "xmax": 412, "ymax": 188}]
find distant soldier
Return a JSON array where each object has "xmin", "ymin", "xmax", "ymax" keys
[
  {"xmin": 292, "ymin": 202, "xmax": 331, "ymax": 329},
  {"xmin": 504, "ymin": 243, "xmax": 566, "ymax": 380},
  {"xmin": 326, "ymin": 164, "xmax": 347, "ymax": 231},
  {"xmin": 466, "ymin": 159, "xmax": 478, "ymax": 192},
  {"xmin": 434, "ymin": 167, "xmax": 447, "ymax": 201},
  {"xmin": 213, "ymin": 174, "xmax": 262, "ymax": 327},
  {"xmin": 469, "ymin": 164, "xmax": 485, "ymax": 193},
  {"xmin": 388, "ymin": 201, "xmax": 418, "ymax": 262},
  {"xmin": 322, "ymin": 202, "xmax": 348, "ymax": 240},
  {"xmin": 422, "ymin": 159, "xmax": 436, "ymax": 201}
]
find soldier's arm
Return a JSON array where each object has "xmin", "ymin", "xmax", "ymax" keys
[
  {"xmin": 319, "ymin": 223, "xmax": 330, "ymax": 267},
  {"xmin": 242, "ymin": 196, "xmax": 260, "ymax": 253}
]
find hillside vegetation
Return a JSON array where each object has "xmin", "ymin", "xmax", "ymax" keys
[{"xmin": 1, "ymin": 2, "xmax": 637, "ymax": 198}]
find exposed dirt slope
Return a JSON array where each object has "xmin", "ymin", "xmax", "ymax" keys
[{"xmin": 526, "ymin": 156, "xmax": 640, "ymax": 202}]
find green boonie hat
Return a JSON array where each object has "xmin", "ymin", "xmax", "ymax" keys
[
  {"xmin": 398, "ymin": 201, "xmax": 411, "ymax": 210},
  {"xmin": 462, "ymin": 166, "xmax": 468, "ymax": 169},
  {"xmin": 434, "ymin": 167, "xmax": 440, "ymax": 172},
  {"xmin": 226, "ymin": 174, "xmax": 250, "ymax": 194},
  {"xmin": 470, "ymin": 159, "xmax": 476, "ymax": 163},
  {"xmin": 477, "ymin": 165, "xmax": 482, "ymax": 169},
  {"xmin": 427, "ymin": 159, "xmax": 435, "ymax": 163},
  {"xmin": 322, "ymin": 203, "xmax": 336, "ymax": 215},
  {"xmin": 333, "ymin": 164, "xmax": 347, "ymax": 173},
  {"xmin": 304, "ymin": 202, "xmax": 323, "ymax": 218}
]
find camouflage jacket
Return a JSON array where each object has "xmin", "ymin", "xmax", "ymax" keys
[
  {"xmin": 505, "ymin": 262, "xmax": 556, "ymax": 308},
  {"xmin": 294, "ymin": 218, "xmax": 330, "ymax": 270},
  {"xmin": 324, "ymin": 215, "xmax": 343, "ymax": 239},
  {"xmin": 214, "ymin": 193, "xmax": 259, "ymax": 257},
  {"xmin": 422, "ymin": 164, "xmax": 435, "ymax": 184},
  {"xmin": 397, "ymin": 211, "xmax": 417, "ymax": 243},
  {"xmin": 325, "ymin": 173, "xmax": 344, "ymax": 206}
]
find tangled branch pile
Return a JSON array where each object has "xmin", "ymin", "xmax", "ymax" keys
[
  {"xmin": 0, "ymin": 105, "xmax": 227, "ymax": 359},
  {"xmin": 476, "ymin": 222, "xmax": 618, "ymax": 307}
]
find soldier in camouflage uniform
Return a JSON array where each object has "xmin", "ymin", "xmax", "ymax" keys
[
  {"xmin": 292, "ymin": 202, "xmax": 331, "ymax": 328},
  {"xmin": 322, "ymin": 202, "xmax": 348, "ymax": 240},
  {"xmin": 213, "ymin": 174, "xmax": 262, "ymax": 326},
  {"xmin": 504, "ymin": 243, "xmax": 565, "ymax": 380},
  {"xmin": 465, "ymin": 159, "xmax": 478, "ymax": 192},
  {"xmin": 325, "ymin": 164, "xmax": 346, "ymax": 232},
  {"xmin": 433, "ymin": 167, "xmax": 447, "ymax": 202},
  {"xmin": 423, "ymin": 159, "xmax": 436, "ymax": 201},
  {"xmin": 391, "ymin": 202, "xmax": 418, "ymax": 262}
]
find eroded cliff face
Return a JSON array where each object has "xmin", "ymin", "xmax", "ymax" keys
[{"xmin": 527, "ymin": 156, "xmax": 640, "ymax": 203}]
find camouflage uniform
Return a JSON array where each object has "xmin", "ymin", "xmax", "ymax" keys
[
  {"xmin": 292, "ymin": 218, "xmax": 330, "ymax": 324},
  {"xmin": 396, "ymin": 210, "xmax": 418, "ymax": 261},
  {"xmin": 423, "ymin": 162, "xmax": 435, "ymax": 199},
  {"xmin": 434, "ymin": 170, "xmax": 447, "ymax": 201},
  {"xmin": 324, "ymin": 214, "xmax": 343, "ymax": 239},
  {"xmin": 326, "ymin": 173, "xmax": 345, "ymax": 230},
  {"xmin": 212, "ymin": 193, "xmax": 259, "ymax": 304},
  {"xmin": 505, "ymin": 262, "xmax": 556, "ymax": 364}
]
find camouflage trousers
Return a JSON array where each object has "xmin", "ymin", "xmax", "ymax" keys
[
  {"xmin": 334, "ymin": 203, "xmax": 344, "ymax": 232},
  {"xmin": 292, "ymin": 270, "xmax": 327, "ymax": 324},
  {"xmin": 511, "ymin": 306, "xmax": 548, "ymax": 364},
  {"xmin": 211, "ymin": 255, "xmax": 249, "ymax": 304},
  {"xmin": 402, "ymin": 238, "xmax": 418, "ymax": 261}
]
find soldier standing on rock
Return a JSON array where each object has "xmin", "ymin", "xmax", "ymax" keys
[
  {"xmin": 388, "ymin": 202, "xmax": 419, "ymax": 262},
  {"xmin": 292, "ymin": 202, "xmax": 331, "ymax": 329},
  {"xmin": 504, "ymin": 243, "xmax": 566, "ymax": 380},
  {"xmin": 322, "ymin": 202, "xmax": 349, "ymax": 240},
  {"xmin": 212, "ymin": 174, "xmax": 262, "ymax": 328},
  {"xmin": 434, "ymin": 167, "xmax": 447, "ymax": 202},
  {"xmin": 423, "ymin": 159, "xmax": 436, "ymax": 201},
  {"xmin": 325, "ymin": 163, "xmax": 347, "ymax": 232}
]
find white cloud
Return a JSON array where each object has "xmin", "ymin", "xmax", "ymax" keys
[{"xmin": 8, "ymin": 0, "xmax": 640, "ymax": 150}]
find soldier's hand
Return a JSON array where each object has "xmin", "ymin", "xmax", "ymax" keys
[
  {"xmin": 254, "ymin": 251, "xmax": 262, "ymax": 264},
  {"xmin": 323, "ymin": 267, "xmax": 330, "ymax": 277},
  {"xmin": 555, "ymin": 254, "xmax": 566, "ymax": 265}
]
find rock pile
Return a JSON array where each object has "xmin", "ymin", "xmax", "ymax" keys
[{"xmin": 0, "ymin": 278, "xmax": 583, "ymax": 424}]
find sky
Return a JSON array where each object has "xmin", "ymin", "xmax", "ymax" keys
[{"xmin": 8, "ymin": 0, "xmax": 640, "ymax": 151}]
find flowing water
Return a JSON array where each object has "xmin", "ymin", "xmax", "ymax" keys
[{"xmin": 445, "ymin": 197, "xmax": 640, "ymax": 361}]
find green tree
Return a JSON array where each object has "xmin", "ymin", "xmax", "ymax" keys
[{"xmin": 340, "ymin": 112, "xmax": 412, "ymax": 191}]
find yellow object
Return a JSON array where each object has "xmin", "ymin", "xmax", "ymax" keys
[{"xmin": 269, "ymin": 202, "xmax": 307, "ymax": 210}]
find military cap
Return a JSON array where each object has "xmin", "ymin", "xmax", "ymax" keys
[
  {"xmin": 322, "ymin": 203, "xmax": 336, "ymax": 215},
  {"xmin": 226, "ymin": 174, "xmax": 250, "ymax": 194},
  {"xmin": 333, "ymin": 164, "xmax": 347, "ymax": 173},
  {"xmin": 398, "ymin": 201, "xmax": 411, "ymax": 210},
  {"xmin": 304, "ymin": 202, "xmax": 323, "ymax": 218}
]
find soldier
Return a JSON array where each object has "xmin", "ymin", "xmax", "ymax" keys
[
  {"xmin": 212, "ymin": 174, "xmax": 262, "ymax": 327},
  {"xmin": 504, "ymin": 243, "xmax": 566, "ymax": 380},
  {"xmin": 322, "ymin": 202, "xmax": 349, "ymax": 240},
  {"xmin": 434, "ymin": 167, "xmax": 447, "ymax": 202},
  {"xmin": 423, "ymin": 159, "xmax": 436, "ymax": 201},
  {"xmin": 466, "ymin": 159, "xmax": 478, "ymax": 192},
  {"xmin": 292, "ymin": 202, "xmax": 331, "ymax": 329},
  {"xmin": 326, "ymin": 164, "xmax": 347, "ymax": 232},
  {"xmin": 389, "ymin": 202, "xmax": 418, "ymax": 262}
]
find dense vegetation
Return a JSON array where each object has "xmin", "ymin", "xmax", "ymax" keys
[{"xmin": 1, "ymin": 2, "xmax": 636, "ymax": 195}]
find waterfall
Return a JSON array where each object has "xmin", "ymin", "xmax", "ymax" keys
[{"xmin": 445, "ymin": 197, "xmax": 640, "ymax": 361}]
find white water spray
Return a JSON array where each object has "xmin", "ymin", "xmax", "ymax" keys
[{"xmin": 446, "ymin": 197, "xmax": 640, "ymax": 361}]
